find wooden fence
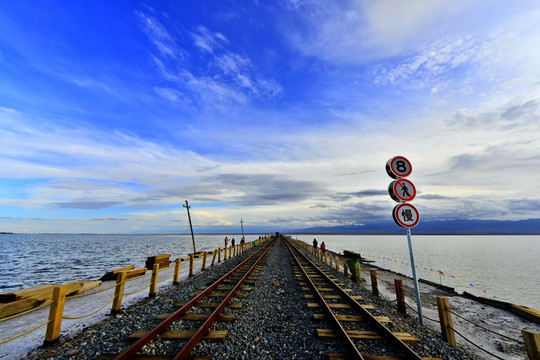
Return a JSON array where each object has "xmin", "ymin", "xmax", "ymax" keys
[{"xmin": 1, "ymin": 238, "xmax": 267, "ymax": 346}]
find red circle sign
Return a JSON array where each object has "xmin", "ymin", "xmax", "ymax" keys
[
  {"xmin": 386, "ymin": 156, "xmax": 412, "ymax": 179},
  {"xmin": 392, "ymin": 203, "xmax": 420, "ymax": 228},
  {"xmin": 389, "ymin": 179, "xmax": 416, "ymax": 203}
]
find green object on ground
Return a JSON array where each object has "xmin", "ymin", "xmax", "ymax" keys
[
  {"xmin": 254, "ymin": 240, "xmax": 258, "ymax": 246},
  {"xmin": 347, "ymin": 259, "xmax": 362, "ymax": 280}
]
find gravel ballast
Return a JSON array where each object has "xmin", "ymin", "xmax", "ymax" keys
[{"xmin": 27, "ymin": 237, "xmax": 476, "ymax": 359}]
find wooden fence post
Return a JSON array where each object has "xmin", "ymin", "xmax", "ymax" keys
[
  {"xmin": 173, "ymin": 258, "xmax": 181, "ymax": 285},
  {"xmin": 189, "ymin": 254, "xmax": 194, "ymax": 277},
  {"xmin": 218, "ymin": 247, "xmax": 221, "ymax": 263},
  {"xmin": 111, "ymin": 271, "xmax": 127, "ymax": 314},
  {"xmin": 522, "ymin": 329, "xmax": 540, "ymax": 360},
  {"xmin": 354, "ymin": 263, "xmax": 361, "ymax": 285},
  {"xmin": 329, "ymin": 253, "xmax": 333, "ymax": 268},
  {"xmin": 201, "ymin": 251, "xmax": 207, "ymax": 270},
  {"xmin": 211, "ymin": 250, "xmax": 217, "ymax": 267},
  {"xmin": 149, "ymin": 263, "xmax": 159, "ymax": 297},
  {"xmin": 371, "ymin": 270, "xmax": 379, "ymax": 297},
  {"xmin": 394, "ymin": 279, "xmax": 406, "ymax": 314},
  {"xmin": 343, "ymin": 260, "xmax": 348, "ymax": 278},
  {"xmin": 43, "ymin": 285, "xmax": 67, "ymax": 345},
  {"xmin": 437, "ymin": 296, "xmax": 456, "ymax": 346},
  {"xmin": 335, "ymin": 255, "xmax": 339, "ymax": 272}
]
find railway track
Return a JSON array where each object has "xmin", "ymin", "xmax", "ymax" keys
[
  {"xmin": 284, "ymin": 238, "xmax": 441, "ymax": 360},
  {"xmin": 72, "ymin": 235, "xmax": 455, "ymax": 359},
  {"xmin": 97, "ymin": 238, "xmax": 276, "ymax": 360}
]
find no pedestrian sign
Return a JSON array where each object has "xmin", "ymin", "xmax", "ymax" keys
[
  {"xmin": 392, "ymin": 203, "xmax": 420, "ymax": 228},
  {"xmin": 389, "ymin": 178, "xmax": 416, "ymax": 203}
]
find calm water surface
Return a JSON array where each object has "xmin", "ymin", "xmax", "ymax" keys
[
  {"xmin": 293, "ymin": 234, "xmax": 540, "ymax": 310},
  {"xmin": 0, "ymin": 234, "xmax": 233, "ymax": 291},
  {"xmin": 1, "ymin": 233, "xmax": 538, "ymax": 310}
]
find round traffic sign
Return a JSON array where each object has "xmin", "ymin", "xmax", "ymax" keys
[
  {"xmin": 386, "ymin": 156, "xmax": 412, "ymax": 179},
  {"xmin": 392, "ymin": 203, "xmax": 420, "ymax": 228},
  {"xmin": 388, "ymin": 179, "xmax": 416, "ymax": 203}
]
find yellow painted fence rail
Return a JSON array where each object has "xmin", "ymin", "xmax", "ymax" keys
[{"xmin": 0, "ymin": 237, "xmax": 264, "ymax": 347}]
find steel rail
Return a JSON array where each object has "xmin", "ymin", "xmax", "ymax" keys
[
  {"xmin": 174, "ymin": 239, "xmax": 275, "ymax": 359},
  {"xmin": 113, "ymin": 240, "xmax": 274, "ymax": 360},
  {"xmin": 286, "ymin": 241, "xmax": 364, "ymax": 360},
  {"xmin": 285, "ymin": 239, "xmax": 423, "ymax": 360}
]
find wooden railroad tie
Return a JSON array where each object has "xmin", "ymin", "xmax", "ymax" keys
[
  {"xmin": 301, "ymin": 287, "xmax": 352, "ymax": 292},
  {"xmin": 155, "ymin": 313, "xmax": 236, "ymax": 322},
  {"xmin": 304, "ymin": 294, "xmax": 362, "ymax": 300},
  {"xmin": 0, "ymin": 280, "xmax": 102, "ymax": 319},
  {"xmin": 145, "ymin": 254, "xmax": 172, "ymax": 270},
  {"xmin": 313, "ymin": 313, "xmax": 391, "ymax": 322},
  {"xmin": 307, "ymin": 302, "xmax": 375, "ymax": 309},
  {"xmin": 228, "ymin": 274, "xmax": 259, "ymax": 281},
  {"xmin": 224, "ymin": 280, "xmax": 256, "ymax": 286},
  {"xmin": 317, "ymin": 329, "xmax": 417, "ymax": 345},
  {"xmin": 127, "ymin": 329, "xmax": 228, "ymax": 342},
  {"xmin": 299, "ymin": 281, "xmax": 346, "ymax": 287},
  {"xmin": 328, "ymin": 354, "xmax": 442, "ymax": 360},
  {"xmin": 124, "ymin": 268, "xmax": 148, "ymax": 280},
  {"xmin": 175, "ymin": 301, "xmax": 243, "ymax": 309},
  {"xmin": 199, "ymin": 286, "xmax": 253, "ymax": 292},
  {"xmin": 188, "ymin": 291, "xmax": 249, "ymax": 298},
  {"xmin": 98, "ymin": 355, "xmax": 211, "ymax": 360},
  {"xmin": 99, "ymin": 265, "xmax": 135, "ymax": 281},
  {"xmin": 0, "ymin": 298, "xmax": 45, "ymax": 319}
]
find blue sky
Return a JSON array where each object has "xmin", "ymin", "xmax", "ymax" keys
[{"xmin": 1, "ymin": 1, "xmax": 540, "ymax": 233}]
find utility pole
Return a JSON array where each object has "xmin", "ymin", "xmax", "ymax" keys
[
  {"xmin": 183, "ymin": 200, "xmax": 196, "ymax": 253},
  {"xmin": 240, "ymin": 218, "xmax": 245, "ymax": 241}
]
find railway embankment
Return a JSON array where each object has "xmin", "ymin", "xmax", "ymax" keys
[
  {"xmin": 20, "ymin": 236, "xmax": 474, "ymax": 359},
  {"xmin": 321, "ymin": 245, "xmax": 540, "ymax": 360},
  {"xmin": 2, "ymin": 235, "xmax": 539, "ymax": 359}
]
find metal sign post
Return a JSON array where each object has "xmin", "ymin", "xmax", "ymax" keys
[
  {"xmin": 183, "ymin": 200, "xmax": 196, "ymax": 254},
  {"xmin": 386, "ymin": 155, "xmax": 424, "ymax": 326},
  {"xmin": 406, "ymin": 228, "xmax": 423, "ymax": 326}
]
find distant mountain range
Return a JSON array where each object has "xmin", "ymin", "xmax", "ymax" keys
[{"xmin": 290, "ymin": 218, "xmax": 540, "ymax": 235}]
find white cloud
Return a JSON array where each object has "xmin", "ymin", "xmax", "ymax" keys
[
  {"xmin": 281, "ymin": 0, "xmax": 474, "ymax": 64},
  {"xmin": 362, "ymin": 0, "xmax": 470, "ymax": 49},
  {"xmin": 0, "ymin": 109, "xmax": 217, "ymax": 184},
  {"xmin": 154, "ymin": 87, "xmax": 183, "ymax": 102},
  {"xmin": 139, "ymin": 17, "xmax": 282, "ymax": 107},
  {"xmin": 135, "ymin": 10, "xmax": 183, "ymax": 59},
  {"xmin": 373, "ymin": 36, "xmax": 475, "ymax": 89},
  {"xmin": 191, "ymin": 26, "xmax": 229, "ymax": 54}
]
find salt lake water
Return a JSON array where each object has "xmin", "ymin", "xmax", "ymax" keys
[
  {"xmin": 1, "ymin": 233, "xmax": 538, "ymax": 310},
  {"xmin": 0, "ymin": 233, "xmax": 233, "ymax": 291},
  {"xmin": 293, "ymin": 234, "xmax": 540, "ymax": 311}
]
